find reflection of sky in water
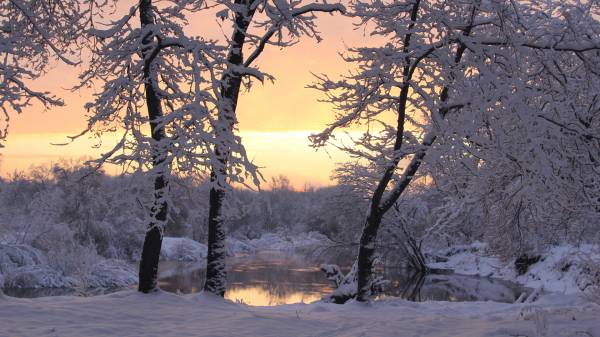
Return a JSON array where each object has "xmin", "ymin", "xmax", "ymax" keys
[
  {"xmin": 225, "ymin": 287, "xmax": 323, "ymax": 306},
  {"xmin": 157, "ymin": 252, "xmax": 334, "ymax": 306},
  {"xmin": 157, "ymin": 252, "xmax": 529, "ymax": 306}
]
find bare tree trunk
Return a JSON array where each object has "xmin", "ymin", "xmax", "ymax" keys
[
  {"xmin": 204, "ymin": 0, "xmax": 257, "ymax": 296},
  {"xmin": 138, "ymin": 0, "xmax": 169, "ymax": 293}
]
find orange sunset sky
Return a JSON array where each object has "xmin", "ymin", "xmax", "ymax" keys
[{"xmin": 1, "ymin": 5, "xmax": 374, "ymax": 188}]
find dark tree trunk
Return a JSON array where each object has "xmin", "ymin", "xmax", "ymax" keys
[
  {"xmin": 355, "ymin": 0, "xmax": 478, "ymax": 301},
  {"xmin": 204, "ymin": 176, "xmax": 227, "ymax": 295},
  {"xmin": 355, "ymin": 0, "xmax": 421, "ymax": 302},
  {"xmin": 356, "ymin": 213, "xmax": 383, "ymax": 300},
  {"xmin": 204, "ymin": 0, "xmax": 257, "ymax": 296},
  {"xmin": 138, "ymin": 0, "xmax": 169, "ymax": 293}
]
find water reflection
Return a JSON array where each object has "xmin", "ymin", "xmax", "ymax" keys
[
  {"xmin": 381, "ymin": 269, "xmax": 528, "ymax": 303},
  {"xmin": 158, "ymin": 252, "xmax": 529, "ymax": 306},
  {"xmin": 158, "ymin": 252, "xmax": 333, "ymax": 306}
]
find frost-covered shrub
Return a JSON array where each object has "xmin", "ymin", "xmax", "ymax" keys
[
  {"xmin": 160, "ymin": 237, "xmax": 207, "ymax": 262},
  {"xmin": 45, "ymin": 241, "xmax": 101, "ymax": 285},
  {"xmin": 4, "ymin": 265, "xmax": 77, "ymax": 289},
  {"xmin": 0, "ymin": 244, "xmax": 45, "ymax": 275},
  {"xmin": 85, "ymin": 260, "xmax": 137, "ymax": 288},
  {"xmin": 0, "ymin": 163, "xmax": 148, "ymax": 288}
]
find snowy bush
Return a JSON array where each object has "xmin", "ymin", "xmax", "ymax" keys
[
  {"xmin": 161, "ymin": 237, "xmax": 207, "ymax": 262},
  {"xmin": 0, "ymin": 244, "xmax": 46, "ymax": 275},
  {"xmin": 85, "ymin": 260, "xmax": 137, "ymax": 289},
  {"xmin": 226, "ymin": 237, "xmax": 256, "ymax": 256},
  {"xmin": 4, "ymin": 265, "xmax": 77, "ymax": 289}
]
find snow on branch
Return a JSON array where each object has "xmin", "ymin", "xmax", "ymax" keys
[{"xmin": 0, "ymin": 0, "xmax": 94, "ymax": 142}]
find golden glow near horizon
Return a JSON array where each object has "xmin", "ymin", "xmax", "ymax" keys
[
  {"xmin": 0, "ymin": 131, "xmax": 349, "ymax": 188},
  {"xmin": 1, "ymin": 9, "xmax": 372, "ymax": 188}
]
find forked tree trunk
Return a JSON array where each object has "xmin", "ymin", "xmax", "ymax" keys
[
  {"xmin": 204, "ymin": 0, "xmax": 257, "ymax": 296},
  {"xmin": 138, "ymin": 0, "xmax": 169, "ymax": 293}
]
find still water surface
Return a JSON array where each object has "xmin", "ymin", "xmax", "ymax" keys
[
  {"xmin": 158, "ymin": 252, "xmax": 528, "ymax": 305},
  {"xmin": 158, "ymin": 253, "xmax": 332, "ymax": 305}
]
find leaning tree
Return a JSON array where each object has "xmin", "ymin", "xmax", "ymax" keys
[{"xmin": 311, "ymin": 0, "xmax": 600, "ymax": 302}]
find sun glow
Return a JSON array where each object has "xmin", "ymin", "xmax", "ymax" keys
[
  {"xmin": 1, "ymin": 11, "xmax": 368, "ymax": 188},
  {"xmin": 0, "ymin": 131, "xmax": 348, "ymax": 189}
]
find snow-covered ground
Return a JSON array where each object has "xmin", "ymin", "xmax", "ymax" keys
[
  {"xmin": 429, "ymin": 242, "xmax": 600, "ymax": 295},
  {"xmin": 1, "ymin": 289, "xmax": 599, "ymax": 337}
]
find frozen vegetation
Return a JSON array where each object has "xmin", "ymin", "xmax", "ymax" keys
[
  {"xmin": 0, "ymin": 165, "xmax": 598, "ymax": 302},
  {"xmin": 160, "ymin": 237, "xmax": 207, "ymax": 262},
  {"xmin": 0, "ymin": 243, "xmax": 136, "ymax": 290}
]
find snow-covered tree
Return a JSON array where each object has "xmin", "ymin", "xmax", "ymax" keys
[
  {"xmin": 202, "ymin": 0, "xmax": 345, "ymax": 296},
  {"xmin": 311, "ymin": 0, "xmax": 600, "ymax": 301},
  {"xmin": 0, "ymin": 0, "xmax": 90, "ymax": 144},
  {"xmin": 72, "ymin": 0, "xmax": 229, "ymax": 293},
  {"xmin": 425, "ymin": 1, "xmax": 600, "ymax": 257},
  {"xmin": 70, "ymin": 0, "xmax": 343, "ymax": 294}
]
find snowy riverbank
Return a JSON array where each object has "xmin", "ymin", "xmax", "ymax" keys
[
  {"xmin": 3, "ymin": 233, "xmax": 599, "ymax": 304},
  {"xmin": 428, "ymin": 242, "xmax": 600, "ymax": 296},
  {"xmin": 1, "ymin": 289, "xmax": 599, "ymax": 337},
  {"xmin": 0, "ymin": 232, "xmax": 331, "ymax": 292}
]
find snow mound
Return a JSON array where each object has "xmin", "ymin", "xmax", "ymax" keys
[
  {"xmin": 161, "ymin": 237, "xmax": 207, "ymax": 262},
  {"xmin": 4, "ymin": 265, "xmax": 77, "ymax": 288},
  {"xmin": 0, "ymin": 244, "xmax": 50, "ymax": 288},
  {"xmin": 428, "ymin": 241, "xmax": 501, "ymax": 277},
  {"xmin": 86, "ymin": 260, "xmax": 137, "ymax": 288},
  {"xmin": 226, "ymin": 237, "xmax": 256, "ymax": 256},
  {"xmin": 0, "ymin": 244, "xmax": 136, "ymax": 290},
  {"xmin": 511, "ymin": 244, "xmax": 600, "ymax": 294}
]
